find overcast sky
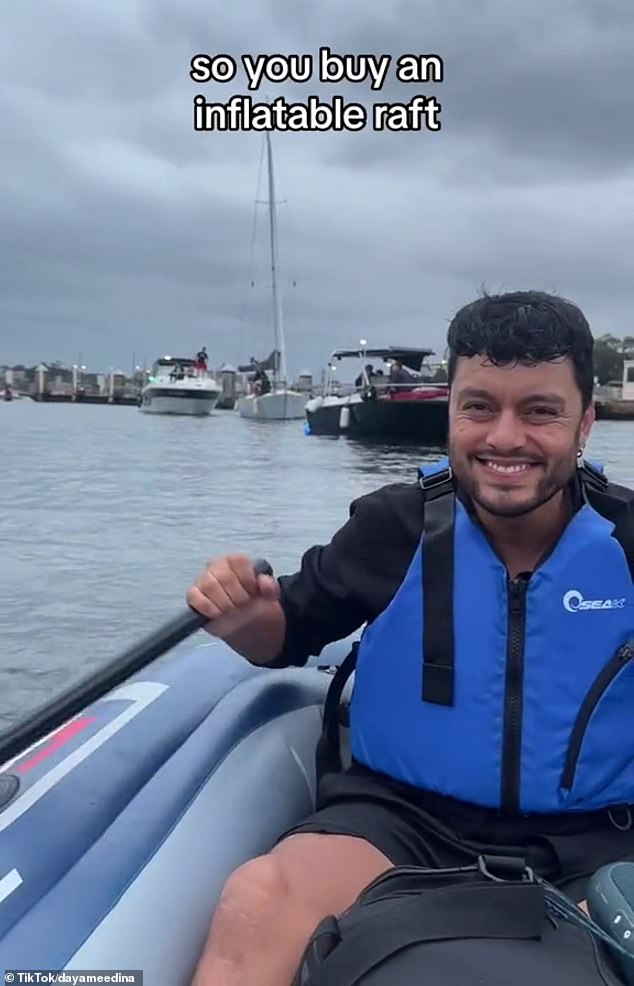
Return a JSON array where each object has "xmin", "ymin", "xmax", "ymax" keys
[{"xmin": 1, "ymin": 0, "xmax": 633, "ymax": 379}]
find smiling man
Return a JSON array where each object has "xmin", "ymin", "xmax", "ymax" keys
[
  {"xmin": 188, "ymin": 290, "xmax": 634, "ymax": 986},
  {"xmin": 446, "ymin": 292, "xmax": 598, "ymax": 578}
]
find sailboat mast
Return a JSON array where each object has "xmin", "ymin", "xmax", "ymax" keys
[{"xmin": 265, "ymin": 131, "xmax": 287, "ymax": 385}]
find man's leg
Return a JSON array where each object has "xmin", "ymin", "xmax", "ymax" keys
[{"xmin": 191, "ymin": 832, "xmax": 393, "ymax": 986}]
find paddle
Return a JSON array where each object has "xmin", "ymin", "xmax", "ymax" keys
[{"xmin": 0, "ymin": 558, "xmax": 273, "ymax": 768}]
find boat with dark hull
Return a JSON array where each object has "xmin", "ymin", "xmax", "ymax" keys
[{"xmin": 305, "ymin": 346, "xmax": 448, "ymax": 443}]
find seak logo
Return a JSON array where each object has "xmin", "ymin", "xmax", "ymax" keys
[{"xmin": 563, "ymin": 590, "xmax": 627, "ymax": 612}]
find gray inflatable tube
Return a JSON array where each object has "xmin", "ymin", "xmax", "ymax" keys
[{"xmin": 0, "ymin": 634, "xmax": 356, "ymax": 983}]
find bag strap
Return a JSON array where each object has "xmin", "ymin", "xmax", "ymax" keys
[
  {"xmin": 315, "ymin": 641, "xmax": 359, "ymax": 778},
  {"xmin": 305, "ymin": 880, "xmax": 545, "ymax": 986}
]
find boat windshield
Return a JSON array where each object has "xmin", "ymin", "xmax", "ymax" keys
[{"xmin": 153, "ymin": 358, "xmax": 202, "ymax": 381}]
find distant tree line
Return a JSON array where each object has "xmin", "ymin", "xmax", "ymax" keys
[
  {"xmin": 427, "ymin": 335, "xmax": 633, "ymax": 386},
  {"xmin": 593, "ymin": 335, "xmax": 634, "ymax": 385}
]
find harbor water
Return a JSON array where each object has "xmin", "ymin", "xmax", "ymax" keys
[{"xmin": 1, "ymin": 399, "xmax": 633, "ymax": 730}]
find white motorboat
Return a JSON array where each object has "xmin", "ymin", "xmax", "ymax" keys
[
  {"xmin": 237, "ymin": 133, "xmax": 306, "ymax": 421},
  {"xmin": 140, "ymin": 357, "xmax": 221, "ymax": 416}
]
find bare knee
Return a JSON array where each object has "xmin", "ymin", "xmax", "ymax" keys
[
  {"xmin": 230, "ymin": 854, "xmax": 289, "ymax": 900},
  {"xmin": 194, "ymin": 854, "xmax": 324, "ymax": 984},
  {"xmin": 193, "ymin": 837, "xmax": 392, "ymax": 984},
  {"xmin": 217, "ymin": 853, "xmax": 292, "ymax": 922},
  {"xmin": 213, "ymin": 833, "xmax": 391, "ymax": 929}
]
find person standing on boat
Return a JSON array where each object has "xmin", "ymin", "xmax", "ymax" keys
[
  {"xmin": 187, "ymin": 290, "xmax": 634, "ymax": 986},
  {"xmin": 195, "ymin": 347, "xmax": 208, "ymax": 375},
  {"xmin": 249, "ymin": 361, "xmax": 271, "ymax": 396},
  {"xmin": 354, "ymin": 363, "xmax": 374, "ymax": 388}
]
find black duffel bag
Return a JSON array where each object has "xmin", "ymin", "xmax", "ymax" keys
[{"xmin": 292, "ymin": 855, "xmax": 634, "ymax": 986}]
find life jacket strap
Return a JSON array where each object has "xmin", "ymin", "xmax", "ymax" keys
[
  {"xmin": 419, "ymin": 467, "xmax": 456, "ymax": 706},
  {"xmin": 578, "ymin": 459, "xmax": 608, "ymax": 494}
]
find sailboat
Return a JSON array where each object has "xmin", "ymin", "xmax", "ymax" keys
[{"xmin": 237, "ymin": 132, "xmax": 307, "ymax": 421}]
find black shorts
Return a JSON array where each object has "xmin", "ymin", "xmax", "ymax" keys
[{"xmin": 280, "ymin": 761, "xmax": 634, "ymax": 903}]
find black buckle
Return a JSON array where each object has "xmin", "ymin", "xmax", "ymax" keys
[
  {"xmin": 478, "ymin": 854, "xmax": 535, "ymax": 884},
  {"xmin": 419, "ymin": 465, "xmax": 453, "ymax": 496}
]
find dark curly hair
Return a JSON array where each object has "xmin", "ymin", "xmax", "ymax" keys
[{"xmin": 446, "ymin": 290, "xmax": 595, "ymax": 409}]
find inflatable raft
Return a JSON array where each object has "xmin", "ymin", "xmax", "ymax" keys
[{"xmin": 0, "ymin": 633, "xmax": 355, "ymax": 983}]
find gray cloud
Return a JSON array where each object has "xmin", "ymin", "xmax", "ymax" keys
[{"xmin": 1, "ymin": 0, "xmax": 633, "ymax": 377}]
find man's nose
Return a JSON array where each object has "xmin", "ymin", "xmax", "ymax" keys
[{"xmin": 484, "ymin": 410, "xmax": 527, "ymax": 450}]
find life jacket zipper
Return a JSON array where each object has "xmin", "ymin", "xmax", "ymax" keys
[
  {"xmin": 501, "ymin": 575, "xmax": 529, "ymax": 812},
  {"xmin": 561, "ymin": 641, "xmax": 634, "ymax": 792}
]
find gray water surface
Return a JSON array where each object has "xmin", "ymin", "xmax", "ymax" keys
[{"xmin": 1, "ymin": 398, "xmax": 633, "ymax": 728}]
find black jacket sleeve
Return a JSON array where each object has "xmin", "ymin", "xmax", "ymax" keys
[{"xmin": 267, "ymin": 481, "xmax": 424, "ymax": 667}]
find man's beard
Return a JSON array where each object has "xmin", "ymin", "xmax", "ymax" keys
[{"xmin": 449, "ymin": 441, "xmax": 580, "ymax": 519}]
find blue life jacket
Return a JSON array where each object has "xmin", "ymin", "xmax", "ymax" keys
[{"xmin": 347, "ymin": 458, "xmax": 634, "ymax": 814}]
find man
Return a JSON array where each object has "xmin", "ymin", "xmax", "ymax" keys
[
  {"xmin": 195, "ymin": 347, "xmax": 208, "ymax": 375},
  {"xmin": 187, "ymin": 290, "xmax": 634, "ymax": 986},
  {"xmin": 355, "ymin": 363, "xmax": 374, "ymax": 388},
  {"xmin": 388, "ymin": 358, "xmax": 411, "ymax": 385}
]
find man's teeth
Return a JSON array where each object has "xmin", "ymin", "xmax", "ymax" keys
[{"xmin": 485, "ymin": 461, "xmax": 532, "ymax": 474}]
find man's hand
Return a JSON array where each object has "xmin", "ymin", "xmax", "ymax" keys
[{"xmin": 187, "ymin": 553, "xmax": 280, "ymax": 641}]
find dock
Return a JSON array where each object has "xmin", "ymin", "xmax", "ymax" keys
[
  {"xmin": 29, "ymin": 392, "xmax": 139, "ymax": 406},
  {"xmin": 2, "ymin": 357, "xmax": 317, "ymax": 410},
  {"xmin": 593, "ymin": 358, "xmax": 634, "ymax": 420},
  {"xmin": 594, "ymin": 399, "xmax": 634, "ymax": 420}
]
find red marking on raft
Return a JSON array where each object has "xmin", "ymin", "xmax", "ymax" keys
[{"xmin": 15, "ymin": 716, "xmax": 97, "ymax": 773}]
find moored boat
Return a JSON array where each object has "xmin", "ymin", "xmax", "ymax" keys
[
  {"xmin": 305, "ymin": 346, "xmax": 449, "ymax": 443},
  {"xmin": 237, "ymin": 132, "xmax": 306, "ymax": 422},
  {"xmin": 140, "ymin": 357, "xmax": 221, "ymax": 416}
]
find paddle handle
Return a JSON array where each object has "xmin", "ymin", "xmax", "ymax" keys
[{"xmin": 0, "ymin": 558, "xmax": 274, "ymax": 768}]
